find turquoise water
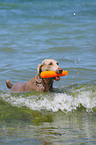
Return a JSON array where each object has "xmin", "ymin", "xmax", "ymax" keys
[{"xmin": 0, "ymin": 0, "xmax": 96, "ymax": 144}]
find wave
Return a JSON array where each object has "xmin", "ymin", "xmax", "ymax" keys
[{"xmin": 0, "ymin": 83, "xmax": 96, "ymax": 113}]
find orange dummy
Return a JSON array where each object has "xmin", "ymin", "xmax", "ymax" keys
[{"xmin": 40, "ymin": 70, "xmax": 68, "ymax": 78}]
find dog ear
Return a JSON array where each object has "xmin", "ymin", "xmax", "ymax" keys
[{"xmin": 37, "ymin": 64, "xmax": 43, "ymax": 75}]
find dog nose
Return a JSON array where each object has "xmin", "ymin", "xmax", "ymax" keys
[{"xmin": 59, "ymin": 68, "xmax": 63, "ymax": 74}]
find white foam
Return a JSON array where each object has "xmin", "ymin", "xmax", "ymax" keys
[{"xmin": 1, "ymin": 89, "xmax": 96, "ymax": 113}]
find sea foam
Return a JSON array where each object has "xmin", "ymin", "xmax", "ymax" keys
[{"xmin": 1, "ymin": 88, "xmax": 96, "ymax": 113}]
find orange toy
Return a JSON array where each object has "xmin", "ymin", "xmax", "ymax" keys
[{"xmin": 40, "ymin": 70, "xmax": 68, "ymax": 78}]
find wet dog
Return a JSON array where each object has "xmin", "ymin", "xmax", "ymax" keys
[{"xmin": 6, "ymin": 59, "xmax": 63, "ymax": 92}]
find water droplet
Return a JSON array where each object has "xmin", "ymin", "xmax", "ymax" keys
[{"xmin": 73, "ymin": 13, "xmax": 76, "ymax": 15}]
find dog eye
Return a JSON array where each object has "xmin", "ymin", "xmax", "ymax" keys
[
  {"xmin": 49, "ymin": 62, "xmax": 53, "ymax": 65},
  {"xmin": 57, "ymin": 62, "xmax": 59, "ymax": 65}
]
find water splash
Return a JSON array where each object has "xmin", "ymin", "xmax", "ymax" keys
[{"xmin": 0, "ymin": 84, "xmax": 96, "ymax": 113}]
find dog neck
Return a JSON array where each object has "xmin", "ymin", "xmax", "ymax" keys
[
  {"xmin": 36, "ymin": 75, "xmax": 53, "ymax": 92},
  {"xmin": 42, "ymin": 78, "xmax": 53, "ymax": 92}
]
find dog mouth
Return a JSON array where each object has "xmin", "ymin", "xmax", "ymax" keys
[{"xmin": 54, "ymin": 76, "xmax": 60, "ymax": 81}]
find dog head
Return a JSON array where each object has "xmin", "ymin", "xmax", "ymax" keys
[{"xmin": 37, "ymin": 59, "xmax": 63, "ymax": 81}]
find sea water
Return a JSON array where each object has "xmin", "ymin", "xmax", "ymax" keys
[{"xmin": 0, "ymin": 0, "xmax": 96, "ymax": 144}]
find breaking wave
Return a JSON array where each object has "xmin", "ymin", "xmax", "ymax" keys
[{"xmin": 0, "ymin": 84, "xmax": 96, "ymax": 113}]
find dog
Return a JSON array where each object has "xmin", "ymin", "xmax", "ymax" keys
[{"xmin": 6, "ymin": 59, "xmax": 63, "ymax": 92}]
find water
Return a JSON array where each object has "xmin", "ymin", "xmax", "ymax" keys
[{"xmin": 0, "ymin": 0, "xmax": 96, "ymax": 144}]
